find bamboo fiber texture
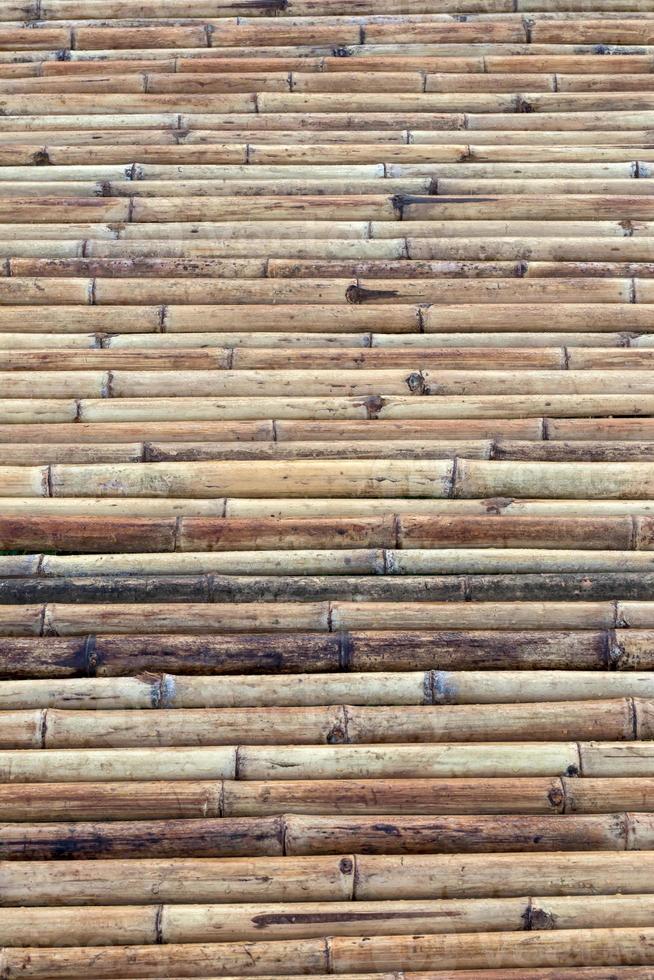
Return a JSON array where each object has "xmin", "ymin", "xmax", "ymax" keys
[{"xmin": 3, "ymin": 0, "xmax": 654, "ymax": 976}]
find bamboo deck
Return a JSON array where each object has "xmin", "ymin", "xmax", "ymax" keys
[{"xmin": 3, "ymin": 0, "xmax": 654, "ymax": 977}]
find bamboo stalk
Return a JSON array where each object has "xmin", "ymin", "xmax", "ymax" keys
[
  {"xmin": 10, "ymin": 892, "xmax": 654, "ymax": 949},
  {"xmin": 0, "ymin": 698, "xmax": 635, "ymax": 747},
  {"xmin": 0, "ymin": 742, "xmax": 583, "ymax": 782},
  {"xmin": 47, "ymin": 460, "xmax": 454, "ymax": 498},
  {"xmin": 0, "ymin": 776, "xmax": 652, "ymax": 819},
  {"xmin": 0, "ymin": 600, "xmax": 626, "ymax": 635},
  {"xmin": 0, "ymin": 854, "xmax": 355, "ymax": 905},
  {"xmin": 9, "ymin": 570, "xmax": 654, "ymax": 604},
  {"xmin": 0, "ymin": 812, "xmax": 645, "ymax": 861},
  {"xmin": 6, "ymin": 855, "xmax": 654, "ymax": 909},
  {"xmin": 15, "ymin": 548, "xmax": 654, "ymax": 578},
  {"xmin": 0, "ymin": 898, "xmax": 527, "ymax": 947},
  {"xmin": 224, "ymin": 499, "xmax": 654, "ymax": 519},
  {"xmin": 0, "ymin": 672, "xmax": 430, "ymax": 709},
  {"xmin": 0, "ymin": 777, "xmax": 563, "ymax": 820},
  {"xmin": 0, "ymin": 815, "xmax": 287, "ymax": 860},
  {"xmin": 3, "ymin": 670, "xmax": 649, "ymax": 711},
  {"xmin": 7, "ymin": 934, "xmax": 654, "ymax": 977},
  {"xmin": 236, "ymin": 743, "xmax": 582, "ymax": 780},
  {"xmin": 0, "ymin": 628, "xmax": 618, "ymax": 677}
]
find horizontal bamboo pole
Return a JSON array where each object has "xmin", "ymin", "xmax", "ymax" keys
[
  {"xmin": 6, "ymin": 457, "xmax": 654, "ymax": 498},
  {"xmin": 0, "ymin": 496, "xmax": 233, "ymax": 516},
  {"xmin": 3, "ymin": 932, "xmax": 654, "ymax": 980},
  {"xmin": 0, "ymin": 599, "xmax": 642, "ymax": 635},
  {"xmin": 10, "ymin": 497, "xmax": 654, "ymax": 520},
  {"xmin": 0, "ymin": 776, "xmax": 566, "ymax": 820},
  {"xmin": 0, "ymin": 898, "xmax": 524, "ymax": 948},
  {"xmin": 0, "ymin": 440, "xmax": 524, "ymax": 465},
  {"xmin": 10, "ymin": 548, "xmax": 654, "ymax": 578},
  {"xmin": 423, "ymin": 303, "xmax": 654, "ymax": 332},
  {"xmin": 14, "ymin": 568, "xmax": 654, "ymax": 603},
  {"xmin": 0, "ymin": 853, "xmax": 355, "ymax": 904},
  {"xmin": 10, "ymin": 570, "xmax": 654, "ymax": 604},
  {"xmin": 0, "ymin": 742, "xmax": 585, "ymax": 782},
  {"xmin": 6, "ymin": 853, "xmax": 654, "ymax": 907},
  {"xmin": 330, "ymin": 927, "xmax": 654, "ymax": 972},
  {"xmin": 2, "ymin": 775, "xmax": 654, "ymax": 821},
  {"xmin": 3, "ymin": 895, "xmax": 654, "ymax": 955},
  {"xmin": 0, "ymin": 672, "xmax": 428, "ymax": 709},
  {"xmin": 0, "ymin": 421, "xmax": 275, "ymax": 443},
  {"xmin": 44, "ymin": 460, "xmax": 454, "ymax": 499},
  {"xmin": 96, "ymin": 334, "xmax": 654, "ymax": 351},
  {"xmin": 2, "ymin": 812, "xmax": 651, "ymax": 861},
  {"xmin": 451, "ymin": 460, "xmax": 654, "ymax": 498},
  {"xmin": 232, "ymin": 776, "xmax": 654, "ymax": 817},
  {"xmin": 0, "ymin": 815, "xmax": 289, "ymax": 860},
  {"xmin": 0, "ymin": 303, "xmax": 422, "ymax": 334},
  {"xmin": 19, "ymin": 367, "xmax": 635, "ymax": 400},
  {"xmin": 3, "ymin": 671, "xmax": 651, "ymax": 710},
  {"xmin": 0, "ymin": 745, "xmax": 244, "ymax": 781},
  {"xmin": 0, "ymin": 346, "xmax": 591, "ymax": 371},
  {"xmin": 0, "ymin": 628, "xmax": 625, "ymax": 677},
  {"xmin": 0, "ymin": 420, "xmax": 561, "ymax": 444},
  {"xmin": 238, "ymin": 742, "xmax": 654, "ymax": 780},
  {"xmin": 0, "ymin": 698, "xmax": 639, "ymax": 747}
]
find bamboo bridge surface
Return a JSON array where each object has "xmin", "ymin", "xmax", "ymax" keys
[{"xmin": 4, "ymin": 0, "xmax": 654, "ymax": 977}]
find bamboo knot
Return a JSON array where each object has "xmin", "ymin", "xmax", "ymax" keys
[{"xmin": 405, "ymin": 371, "xmax": 426, "ymax": 394}]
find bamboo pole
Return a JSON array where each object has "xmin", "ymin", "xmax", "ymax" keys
[
  {"xmin": 8, "ymin": 893, "xmax": 654, "ymax": 948},
  {"xmin": 17, "ymin": 548, "xmax": 654, "ymax": 578},
  {"xmin": 0, "ymin": 742, "xmax": 583, "ymax": 781},
  {"xmin": 0, "ymin": 777, "xmax": 563, "ymax": 820},
  {"xmin": 0, "ymin": 854, "xmax": 355, "ymax": 905},
  {"xmin": 5, "ymin": 855, "xmax": 654, "ymax": 908},
  {"xmin": 0, "ymin": 812, "xmax": 644, "ymax": 861},
  {"xmin": 0, "ymin": 628, "xmax": 618, "ymax": 677},
  {"xmin": 8, "ymin": 570, "xmax": 654, "ymax": 604},
  {"xmin": 0, "ymin": 698, "xmax": 635, "ymax": 747},
  {"xmin": 2, "ymin": 670, "xmax": 650, "ymax": 710},
  {"xmin": 0, "ymin": 600, "xmax": 626, "ymax": 635},
  {"xmin": 2, "ymin": 776, "xmax": 654, "ymax": 819}
]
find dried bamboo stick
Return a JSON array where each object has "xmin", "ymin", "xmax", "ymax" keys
[
  {"xmin": 223, "ymin": 499, "xmax": 654, "ymax": 519},
  {"xmin": 0, "ymin": 854, "xmax": 354, "ymax": 904},
  {"xmin": 329, "ymin": 927, "xmax": 654, "ymax": 972},
  {"xmin": 0, "ymin": 599, "xmax": 628, "ymax": 634},
  {"xmin": 0, "ymin": 441, "xmax": 500, "ymax": 465},
  {"xmin": 0, "ymin": 742, "xmax": 583, "ymax": 782},
  {"xmin": 9, "ymin": 893, "xmax": 654, "ymax": 949},
  {"xmin": 0, "ymin": 421, "xmax": 545, "ymax": 446},
  {"xmin": 15, "ymin": 548, "xmax": 654, "ymax": 577},
  {"xmin": 2, "ymin": 776, "xmax": 654, "ymax": 820},
  {"xmin": 5, "ymin": 513, "xmax": 654, "ymax": 553},
  {"xmin": 0, "ymin": 746, "xmax": 241, "ymax": 782},
  {"xmin": 4, "ymin": 670, "xmax": 652, "ymax": 710},
  {"xmin": 0, "ymin": 628, "xmax": 619, "ymax": 678},
  {"xmin": 0, "ymin": 898, "xmax": 528, "ymax": 947},
  {"xmin": 45, "ymin": 460, "xmax": 454, "ymax": 499},
  {"xmin": 1, "ymin": 812, "xmax": 649, "ymax": 861},
  {"xmin": 9, "ymin": 570, "xmax": 654, "ymax": 604},
  {"xmin": 0, "ymin": 444, "xmax": 147, "ymax": 465},
  {"xmin": 0, "ymin": 815, "xmax": 288, "ymax": 860},
  {"xmin": 0, "ymin": 777, "xmax": 564, "ymax": 821},
  {"xmin": 0, "ymin": 672, "xmax": 430, "ymax": 709},
  {"xmin": 0, "ymin": 698, "xmax": 636, "ymax": 747},
  {"xmin": 7, "ymin": 854, "xmax": 654, "ymax": 908},
  {"xmin": 423, "ymin": 303, "xmax": 654, "ymax": 332}
]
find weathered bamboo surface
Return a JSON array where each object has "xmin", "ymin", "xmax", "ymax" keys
[{"xmin": 3, "ymin": 0, "xmax": 654, "ymax": 976}]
